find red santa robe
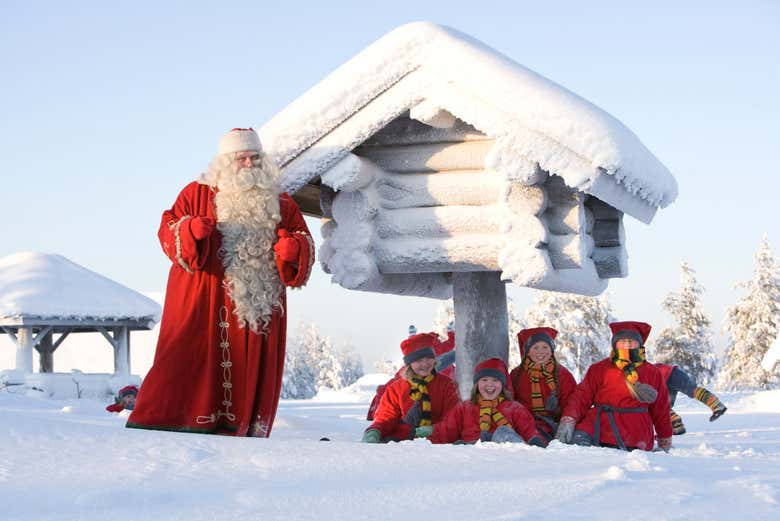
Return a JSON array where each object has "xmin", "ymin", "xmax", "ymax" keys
[
  {"xmin": 509, "ymin": 362, "xmax": 577, "ymax": 438},
  {"xmin": 562, "ymin": 358, "xmax": 672, "ymax": 451},
  {"xmin": 127, "ymin": 181, "xmax": 314, "ymax": 437},
  {"xmin": 366, "ymin": 373, "xmax": 460, "ymax": 441},
  {"xmin": 429, "ymin": 398, "xmax": 541, "ymax": 444}
]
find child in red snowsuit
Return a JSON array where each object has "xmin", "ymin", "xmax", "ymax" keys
[
  {"xmin": 106, "ymin": 385, "xmax": 139, "ymax": 413},
  {"xmin": 366, "ymin": 324, "xmax": 455, "ymax": 421},
  {"xmin": 557, "ymin": 321, "xmax": 673, "ymax": 452},
  {"xmin": 509, "ymin": 327, "xmax": 577, "ymax": 442},
  {"xmin": 362, "ymin": 332, "xmax": 460, "ymax": 442},
  {"xmin": 429, "ymin": 358, "xmax": 546, "ymax": 446}
]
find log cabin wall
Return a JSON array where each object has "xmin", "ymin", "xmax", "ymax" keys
[{"xmin": 318, "ymin": 112, "xmax": 626, "ymax": 295}]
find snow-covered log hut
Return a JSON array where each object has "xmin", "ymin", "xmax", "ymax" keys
[
  {"xmin": 260, "ymin": 22, "xmax": 678, "ymax": 395},
  {"xmin": 0, "ymin": 252, "xmax": 160, "ymax": 387}
]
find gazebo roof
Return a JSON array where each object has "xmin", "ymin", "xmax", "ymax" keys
[
  {"xmin": 0, "ymin": 252, "xmax": 161, "ymax": 329},
  {"xmin": 260, "ymin": 21, "xmax": 677, "ymax": 224}
]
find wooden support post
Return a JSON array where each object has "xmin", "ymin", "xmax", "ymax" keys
[
  {"xmin": 114, "ymin": 326, "xmax": 130, "ymax": 376},
  {"xmin": 452, "ymin": 272, "xmax": 508, "ymax": 399},
  {"xmin": 38, "ymin": 331, "xmax": 54, "ymax": 373},
  {"xmin": 16, "ymin": 327, "xmax": 33, "ymax": 373}
]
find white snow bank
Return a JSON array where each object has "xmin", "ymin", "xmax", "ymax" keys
[
  {"xmin": 731, "ymin": 390, "xmax": 780, "ymax": 414},
  {"xmin": 0, "ymin": 251, "xmax": 161, "ymax": 321},
  {"xmin": 1, "ymin": 389, "xmax": 779, "ymax": 521},
  {"xmin": 310, "ymin": 373, "xmax": 390, "ymax": 403}
]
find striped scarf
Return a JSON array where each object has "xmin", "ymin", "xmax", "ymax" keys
[
  {"xmin": 408, "ymin": 374, "xmax": 434, "ymax": 426},
  {"xmin": 523, "ymin": 357, "xmax": 557, "ymax": 414},
  {"xmin": 611, "ymin": 347, "xmax": 651, "ymax": 401},
  {"xmin": 479, "ymin": 396, "xmax": 511, "ymax": 433},
  {"xmin": 611, "ymin": 346, "xmax": 646, "ymax": 384}
]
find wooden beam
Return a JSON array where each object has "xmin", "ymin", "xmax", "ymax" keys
[
  {"xmin": 51, "ymin": 329, "xmax": 72, "ymax": 352},
  {"xmin": 38, "ymin": 331, "xmax": 54, "ymax": 373},
  {"xmin": 96, "ymin": 326, "xmax": 118, "ymax": 349},
  {"xmin": 1, "ymin": 326, "xmax": 18, "ymax": 343}
]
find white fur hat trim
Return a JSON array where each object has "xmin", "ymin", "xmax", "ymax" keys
[{"xmin": 218, "ymin": 128, "xmax": 263, "ymax": 155}]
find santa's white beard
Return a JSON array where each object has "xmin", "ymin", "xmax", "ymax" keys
[{"xmin": 213, "ymin": 160, "xmax": 283, "ymax": 333}]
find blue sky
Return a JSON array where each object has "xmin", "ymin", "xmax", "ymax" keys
[{"xmin": 2, "ymin": 1, "xmax": 778, "ymax": 367}]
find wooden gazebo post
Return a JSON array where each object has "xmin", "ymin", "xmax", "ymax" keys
[{"xmin": 453, "ymin": 272, "xmax": 509, "ymax": 399}]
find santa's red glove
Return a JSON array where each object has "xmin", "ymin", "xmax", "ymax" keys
[
  {"xmin": 273, "ymin": 229, "xmax": 300, "ymax": 263},
  {"xmin": 190, "ymin": 216, "xmax": 215, "ymax": 240}
]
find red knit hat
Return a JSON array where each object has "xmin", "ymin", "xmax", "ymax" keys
[
  {"xmin": 473, "ymin": 357, "xmax": 509, "ymax": 387},
  {"xmin": 517, "ymin": 327, "xmax": 558, "ymax": 358},
  {"xmin": 118, "ymin": 385, "xmax": 139, "ymax": 399},
  {"xmin": 609, "ymin": 321, "xmax": 652, "ymax": 348},
  {"xmin": 401, "ymin": 332, "xmax": 437, "ymax": 365}
]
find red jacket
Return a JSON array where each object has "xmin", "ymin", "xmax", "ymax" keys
[
  {"xmin": 366, "ymin": 374, "xmax": 460, "ymax": 441},
  {"xmin": 430, "ymin": 399, "xmax": 541, "ymax": 444},
  {"xmin": 127, "ymin": 183, "xmax": 313, "ymax": 437},
  {"xmin": 433, "ymin": 331, "xmax": 456, "ymax": 380},
  {"xmin": 509, "ymin": 363, "xmax": 577, "ymax": 436},
  {"xmin": 654, "ymin": 363, "xmax": 675, "ymax": 384},
  {"xmin": 562, "ymin": 358, "xmax": 672, "ymax": 451}
]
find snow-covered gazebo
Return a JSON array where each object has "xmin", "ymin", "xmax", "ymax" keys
[
  {"xmin": 260, "ymin": 22, "xmax": 678, "ymax": 395},
  {"xmin": 0, "ymin": 252, "xmax": 161, "ymax": 391}
]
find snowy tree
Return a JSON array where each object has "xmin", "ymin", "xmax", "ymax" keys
[
  {"xmin": 651, "ymin": 262, "xmax": 716, "ymax": 384},
  {"xmin": 718, "ymin": 235, "xmax": 780, "ymax": 390},
  {"xmin": 338, "ymin": 343, "xmax": 365, "ymax": 387},
  {"xmin": 432, "ymin": 297, "xmax": 523, "ymax": 370},
  {"xmin": 506, "ymin": 297, "xmax": 524, "ymax": 371},
  {"xmin": 432, "ymin": 299, "xmax": 454, "ymax": 340},
  {"xmin": 522, "ymin": 290, "xmax": 616, "ymax": 379},
  {"xmin": 374, "ymin": 357, "xmax": 402, "ymax": 376},
  {"xmin": 281, "ymin": 336, "xmax": 317, "ymax": 399},
  {"xmin": 282, "ymin": 322, "xmax": 345, "ymax": 398}
]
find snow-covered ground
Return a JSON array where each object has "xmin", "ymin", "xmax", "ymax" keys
[{"xmin": 1, "ymin": 379, "xmax": 779, "ymax": 521}]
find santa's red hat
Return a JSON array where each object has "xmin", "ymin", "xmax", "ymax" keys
[
  {"xmin": 473, "ymin": 357, "xmax": 509, "ymax": 387},
  {"xmin": 609, "ymin": 321, "xmax": 652, "ymax": 348},
  {"xmin": 401, "ymin": 332, "xmax": 437, "ymax": 365},
  {"xmin": 517, "ymin": 327, "xmax": 558, "ymax": 358},
  {"xmin": 218, "ymin": 128, "xmax": 263, "ymax": 155}
]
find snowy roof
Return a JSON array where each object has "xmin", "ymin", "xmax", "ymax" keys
[
  {"xmin": 0, "ymin": 252, "xmax": 161, "ymax": 324},
  {"xmin": 260, "ymin": 21, "xmax": 677, "ymax": 223}
]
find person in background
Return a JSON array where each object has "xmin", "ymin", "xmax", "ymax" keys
[
  {"xmin": 509, "ymin": 327, "xmax": 577, "ymax": 443},
  {"xmin": 106, "ymin": 385, "xmax": 139, "ymax": 413},
  {"xmin": 362, "ymin": 332, "xmax": 459, "ymax": 442},
  {"xmin": 655, "ymin": 363, "xmax": 727, "ymax": 435},
  {"xmin": 428, "ymin": 358, "xmax": 546, "ymax": 446},
  {"xmin": 556, "ymin": 321, "xmax": 673, "ymax": 452}
]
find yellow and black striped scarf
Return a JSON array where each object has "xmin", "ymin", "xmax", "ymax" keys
[
  {"xmin": 479, "ymin": 396, "xmax": 511, "ymax": 433},
  {"xmin": 523, "ymin": 357, "xmax": 557, "ymax": 414},
  {"xmin": 409, "ymin": 374, "xmax": 434, "ymax": 426},
  {"xmin": 611, "ymin": 347, "xmax": 646, "ymax": 384}
]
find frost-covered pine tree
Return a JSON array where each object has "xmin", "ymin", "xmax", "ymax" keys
[
  {"xmin": 522, "ymin": 290, "xmax": 616, "ymax": 379},
  {"xmin": 281, "ymin": 326, "xmax": 317, "ymax": 399},
  {"xmin": 338, "ymin": 344, "xmax": 365, "ymax": 387},
  {"xmin": 506, "ymin": 297, "xmax": 524, "ymax": 371},
  {"xmin": 431, "ymin": 297, "xmax": 524, "ymax": 370},
  {"xmin": 651, "ymin": 262, "xmax": 716, "ymax": 383},
  {"xmin": 299, "ymin": 323, "xmax": 344, "ymax": 391},
  {"xmin": 374, "ymin": 357, "xmax": 401, "ymax": 376},
  {"xmin": 718, "ymin": 235, "xmax": 780, "ymax": 390},
  {"xmin": 432, "ymin": 299, "xmax": 454, "ymax": 340}
]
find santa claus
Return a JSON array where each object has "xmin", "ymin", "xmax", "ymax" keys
[{"xmin": 127, "ymin": 128, "xmax": 314, "ymax": 437}]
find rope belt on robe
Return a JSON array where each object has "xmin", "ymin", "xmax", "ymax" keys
[{"xmin": 593, "ymin": 404, "xmax": 648, "ymax": 451}]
